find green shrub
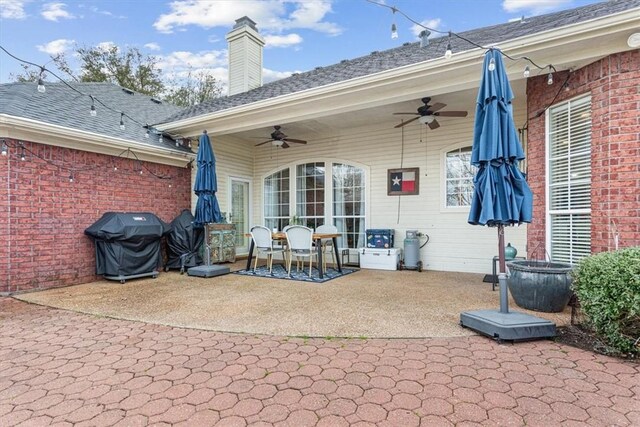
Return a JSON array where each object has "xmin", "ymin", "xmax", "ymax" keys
[{"xmin": 572, "ymin": 247, "xmax": 640, "ymax": 357}]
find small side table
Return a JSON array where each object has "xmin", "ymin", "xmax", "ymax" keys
[{"xmin": 492, "ymin": 256, "xmax": 525, "ymax": 291}]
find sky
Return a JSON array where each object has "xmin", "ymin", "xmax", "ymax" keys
[{"xmin": 0, "ymin": 0, "xmax": 603, "ymax": 93}]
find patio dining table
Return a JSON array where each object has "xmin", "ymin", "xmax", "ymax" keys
[{"xmin": 245, "ymin": 232, "xmax": 342, "ymax": 279}]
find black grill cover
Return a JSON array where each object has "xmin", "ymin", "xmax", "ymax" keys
[
  {"xmin": 165, "ymin": 209, "xmax": 204, "ymax": 271},
  {"xmin": 85, "ymin": 212, "xmax": 171, "ymax": 277}
]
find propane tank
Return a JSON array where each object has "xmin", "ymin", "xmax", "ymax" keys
[{"xmin": 403, "ymin": 230, "xmax": 420, "ymax": 269}]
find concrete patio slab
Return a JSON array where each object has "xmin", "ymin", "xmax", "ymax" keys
[
  {"xmin": 1, "ymin": 298, "xmax": 638, "ymax": 426},
  {"xmin": 14, "ymin": 264, "xmax": 570, "ymax": 338}
]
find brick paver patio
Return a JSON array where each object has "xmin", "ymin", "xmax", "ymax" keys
[{"xmin": 1, "ymin": 298, "xmax": 638, "ymax": 426}]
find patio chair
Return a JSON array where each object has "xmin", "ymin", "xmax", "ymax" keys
[
  {"xmin": 315, "ymin": 224, "xmax": 338, "ymax": 272},
  {"xmin": 250, "ymin": 225, "xmax": 285, "ymax": 274},
  {"xmin": 285, "ymin": 225, "xmax": 316, "ymax": 277}
]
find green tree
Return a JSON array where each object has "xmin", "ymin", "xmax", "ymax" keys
[
  {"xmin": 163, "ymin": 68, "xmax": 224, "ymax": 108},
  {"xmin": 11, "ymin": 45, "xmax": 223, "ymax": 106}
]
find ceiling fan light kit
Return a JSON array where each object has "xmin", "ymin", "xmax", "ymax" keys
[
  {"xmin": 254, "ymin": 125, "xmax": 307, "ymax": 149},
  {"xmin": 393, "ymin": 97, "xmax": 468, "ymax": 129}
]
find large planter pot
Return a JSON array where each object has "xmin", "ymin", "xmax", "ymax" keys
[{"xmin": 507, "ymin": 260, "xmax": 573, "ymax": 313}]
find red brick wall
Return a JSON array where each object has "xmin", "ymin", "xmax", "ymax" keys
[
  {"xmin": 0, "ymin": 139, "xmax": 191, "ymax": 293},
  {"xmin": 526, "ymin": 50, "xmax": 640, "ymax": 257}
]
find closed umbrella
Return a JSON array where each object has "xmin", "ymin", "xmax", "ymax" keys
[
  {"xmin": 188, "ymin": 131, "xmax": 229, "ymax": 278},
  {"xmin": 460, "ymin": 49, "xmax": 554, "ymax": 341},
  {"xmin": 193, "ymin": 130, "xmax": 222, "ymax": 228}
]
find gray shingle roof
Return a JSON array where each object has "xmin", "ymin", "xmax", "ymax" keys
[
  {"xmin": 162, "ymin": 0, "xmax": 639, "ymax": 124},
  {"xmin": 0, "ymin": 82, "xmax": 190, "ymax": 152}
]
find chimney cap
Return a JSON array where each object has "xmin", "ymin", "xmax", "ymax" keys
[{"xmin": 234, "ymin": 16, "xmax": 258, "ymax": 31}]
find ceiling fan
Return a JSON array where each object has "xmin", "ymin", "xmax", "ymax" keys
[
  {"xmin": 393, "ymin": 97, "xmax": 468, "ymax": 129},
  {"xmin": 255, "ymin": 126, "xmax": 307, "ymax": 149}
]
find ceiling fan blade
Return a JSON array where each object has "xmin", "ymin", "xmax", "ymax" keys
[
  {"xmin": 394, "ymin": 116, "xmax": 420, "ymax": 128},
  {"xmin": 281, "ymin": 142, "xmax": 290, "ymax": 149},
  {"xmin": 435, "ymin": 111, "xmax": 468, "ymax": 117},
  {"xmin": 284, "ymin": 138, "xmax": 307, "ymax": 144},
  {"xmin": 393, "ymin": 112, "xmax": 420, "ymax": 115},
  {"xmin": 255, "ymin": 140, "xmax": 273, "ymax": 146},
  {"xmin": 429, "ymin": 102, "xmax": 447, "ymax": 112},
  {"xmin": 428, "ymin": 119, "xmax": 440, "ymax": 130}
]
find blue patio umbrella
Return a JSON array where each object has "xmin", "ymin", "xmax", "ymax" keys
[
  {"xmin": 193, "ymin": 130, "xmax": 222, "ymax": 228},
  {"xmin": 460, "ymin": 50, "xmax": 553, "ymax": 341},
  {"xmin": 466, "ymin": 49, "xmax": 533, "ymax": 316}
]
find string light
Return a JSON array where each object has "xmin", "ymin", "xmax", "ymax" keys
[
  {"xmin": 37, "ymin": 67, "xmax": 45, "ymax": 93},
  {"xmin": 68, "ymin": 172, "xmax": 74, "ymax": 183},
  {"xmin": 20, "ymin": 144, "xmax": 26, "ymax": 161},
  {"xmin": 444, "ymin": 32, "xmax": 452, "ymax": 59},
  {"xmin": 145, "ymin": 124, "xmax": 150, "ymax": 138},
  {"xmin": 119, "ymin": 112, "xmax": 125, "ymax": 130},
  {"xmin": 391, "ymin": 7, "xmax": 398, "ymax": 39},
  {"xmin": 90, "ymin": 95, "xmax": 97, "ymax": 117},
  {"xmin": 488, "ymin": 57, "xmax": 496, "ymax": 71},
  {"xmin": 1, "ymin": 140, "xmax": 7, "ymax": 156},
  {"xmin": 523, "ymin": 65, "xmax": 530, "ymax": 78},
  {"xmin": 159, "ymin": 134, "xmax": 163, "ymax": 143},
  {"xmin": 547, "ymin": 66, "xmax": 555, "ymax": 85}
]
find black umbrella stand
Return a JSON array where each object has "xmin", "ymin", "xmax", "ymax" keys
[{"xmin": 460, "ymin": 225, "xmax": 556, "ymax": 342}]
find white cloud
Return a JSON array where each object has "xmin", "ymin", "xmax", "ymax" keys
[
  {"xmin": 41, "ymin": 2, "xmax": 75, "ymax": 21},
  {"xmin": 96, "ymin": 41, "xmax": 117, "ymax": 52},
  {"xmin": 157, "ymin": 50, "xmax": 227, "ymax": 71},
  {"xmin": 36, "ymin": 38, "xmax": 75, "ymax": 55},
  {"xmin": 502, "ymin": 0, "xmax": 572, "ymax": 14},
  {"xmin": 144, "ymin": 42, "xmax": 161, "ymax": 51},
  {"xmin": 264, "ymin": 33, "xmax": 303, "ymax": 48},
  {"xmin": 153, "ymin": 0, "xmax": 341, "ymax": 36},
  {"xmin": 0, "ymin": 0, "xmax": 28, "ymax": 19},
  {"xmin": 410, "ymin": 18, "xmax": 442, "ymax": 38}
]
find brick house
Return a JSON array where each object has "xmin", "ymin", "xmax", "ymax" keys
[{"xmin": 1, "ymin": 1, "xmax": 638, "ymax": 294}]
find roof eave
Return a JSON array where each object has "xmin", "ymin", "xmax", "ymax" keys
[{"xmin": 0, "ymin": 114, "xmax": 195, "ymax": 167}]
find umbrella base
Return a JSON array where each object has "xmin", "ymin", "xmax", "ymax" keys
[
  {"xmin": 460, "ymin": 309, "xmax": 556, "ymax": 342},
  {"xmin": 187, "ymin": 265, "xmax": 230, "ymax": 278}
]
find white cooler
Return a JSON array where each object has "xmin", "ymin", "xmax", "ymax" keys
[{"xmin": 359, "ymin": 248, "xmax": 402, "ymax": 271}]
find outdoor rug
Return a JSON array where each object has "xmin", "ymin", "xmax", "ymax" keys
[{"xmin": 234, "ymin": 264, "xmax": 358, "ymax": 283}]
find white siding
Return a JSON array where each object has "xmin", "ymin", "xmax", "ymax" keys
[{"xmin": 200, "ymin": 109, "xmax": 528, "ymax": 274}]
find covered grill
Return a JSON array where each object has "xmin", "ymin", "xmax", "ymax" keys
[
  {"xmin": 85, "ymin": 212, "xmax": 170, "ymax": 283},
  {"xmin": 165, "ymin": 209, "xmax": 204, "ymax": 273}
]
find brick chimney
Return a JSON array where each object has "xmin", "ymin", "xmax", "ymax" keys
[{"xmin": 225, "ymin": 16, "xmax": 265, "ymax": 96}]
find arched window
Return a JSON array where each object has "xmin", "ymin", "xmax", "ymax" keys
[{"xmin": 444, "ymin": 146, "xmax": 476, "ymax": 207}]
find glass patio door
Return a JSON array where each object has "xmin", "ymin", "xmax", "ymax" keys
[{"xmin": 230, "ymin": 178, "xmax": 251, "ymax": 255}]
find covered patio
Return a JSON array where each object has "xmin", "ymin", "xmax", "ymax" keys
[{"xmin": 15, "ymin": 264, "xmax": 570, "ymax": 338}]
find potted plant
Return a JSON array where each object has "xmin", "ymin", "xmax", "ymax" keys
[{"xmin": 506, "ymin": 259, "xmax": 574, "ymax": 312}]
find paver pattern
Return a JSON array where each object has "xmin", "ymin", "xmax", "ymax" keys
[{"xmin": 1, "ymin": 298, "xmax": 638, "ymax": 426}]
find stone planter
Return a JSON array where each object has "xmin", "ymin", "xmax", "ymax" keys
[{"xmin": 507, "ymin": 260, "xmax": 574, "ymax": 313}]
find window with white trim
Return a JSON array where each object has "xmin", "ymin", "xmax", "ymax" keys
[
  {"xmin": 263, "ymin": 161, "xmax": 366, "ymax": 248},
  {"xmin": 547, "ymin": 95, "xmax": 592, "ymax": 264},
  {"xmin": 445, "ymin": 146, "xmax": 476, "ymax": 207},
  {"xmin": 264, "ymin": 168, "xmax": 290, "ymax": 231}
]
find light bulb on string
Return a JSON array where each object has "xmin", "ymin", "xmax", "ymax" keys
[
  {"xmin": 391, "ymin": 23, "xmax": 398, "ymax": 39},
  {"xmin": 145, "ymin": 124, "xmax": 150, "ymax": 139},
  {"xmin": 444, "ymin": 32, "xmax": 452, "ymax": 59},
  {"xmin": 68, "ymin": 173, "xmax": 74, "ymax": 183},
  {"xmin": 1, "ymin": 140, "xmax": 7, "ymax": 156},
  {"xmin": 523, "ymin": 65, "xmax": 530, "ymax": 78},
  {"xmin": 158, "ymin": 134, "xmax": 163, "ymax": 143},
  {"xmin": 37, "ymin": 67, "xmax": 46, "ymax": 93},
  {"xmin": 488, "ymin": 57, "xmax": 496, "ymax": 71},
  {"xmin": 419, "ymin": 30, "xmax": 430, "ymax": 48},
  {"xmin": 119, "ymin": 112, "xmax": 125, "ymax": 130},
  {"xmin": 20, "ymin": 144, "xmax": 26, "ymax": 161},
  {"xmin": 547, "ymin": 72, "xmax": 554, "ymax": 85},
  {"xmin": 113, "ymin": 165, "xmax": 118, "ymax": 172},
  {"xmin": 89, "ymin": 96, "xmax": 97, "ymax": 117},
  {"xmin": 444, "ymin": 42, "xmax": 452, "ymax": 59}
]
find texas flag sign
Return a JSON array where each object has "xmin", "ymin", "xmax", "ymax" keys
[{"xmin": 387, "ymin": 167, "xmax": 420, "ymax": 195}]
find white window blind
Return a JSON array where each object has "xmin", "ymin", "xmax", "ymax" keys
[{"xmin": 547, "ymin": 95, "xmax": 592, "ymax": 264}]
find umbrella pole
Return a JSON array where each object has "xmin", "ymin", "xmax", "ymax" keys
[{"xmin": 498, "ymin": 225, "xmax": 509, "ymax": 314}]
